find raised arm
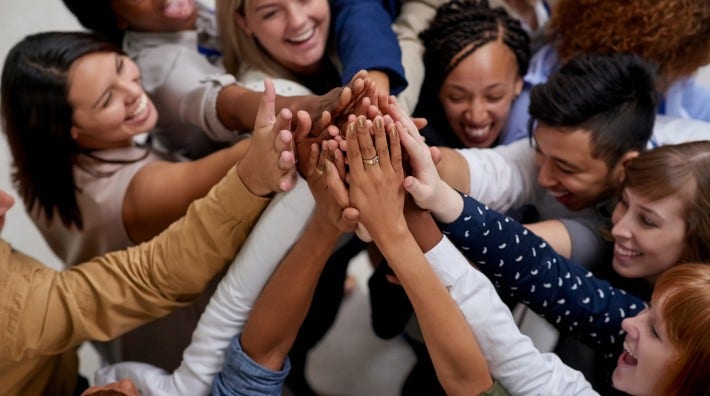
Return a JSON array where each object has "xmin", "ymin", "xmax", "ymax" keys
[
  {"xmin": 331, "ymin": 0, "xmax": 407, "ymax": 96},
  {"xmin": 122, "ymin": 80, "xmax": 297, "ymax": 243},
  {"xmin": 394, "ymin": 96, "xmax": 647, "ymax": 350},
  {"xmin": 212, "ymin": 141, "xmax": 358, "ymax": 394},
  {"xmin": 10, "ymin": 82, "xmax": 299, "ymax": 361},
  {"xmin": 346, "ymin": 115, "xmax": 493, "ymax": 395}
]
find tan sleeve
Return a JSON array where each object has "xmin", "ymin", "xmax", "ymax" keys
[
  {"xmin": 5, "ymin": 166, "xmax": 271, "ymax": 360},
  {"xmin": 392, "ymin": 0, "xmax": 440, "ymax": 115}
]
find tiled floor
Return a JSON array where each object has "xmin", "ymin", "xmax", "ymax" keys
[{"xmin": 2, "ymin": 2, "xmax": 709, "ymax": 395}]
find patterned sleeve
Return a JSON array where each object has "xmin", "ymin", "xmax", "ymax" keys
[{"xmin": 438, "ymin": 192, "xmax": 647, "ymax": 351}]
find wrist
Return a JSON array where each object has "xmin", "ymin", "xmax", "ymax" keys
[{"xmin": 236, "ymin": 160, "xmax": 274, "ymax": 197}]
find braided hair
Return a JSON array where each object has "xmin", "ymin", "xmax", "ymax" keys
[{"xmin": 415, "ymin": 0, "xmax": 530, "ymax": 147}]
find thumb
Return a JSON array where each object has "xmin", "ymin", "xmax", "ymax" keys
[{"xmin": 403, "ymin": 176, "xmax": 427, "ymax": 204}]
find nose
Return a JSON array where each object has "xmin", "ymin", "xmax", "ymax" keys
[
  {"xmin": 621, "ymin": 310, "xmax": 644, "ymax": 339},
  {"xmin": 0, "ymin": 190, "xmax": 16, "ymax": 214},
  {"xmin": 611, "ymin": 203, "xmax": 631, "ymax": 239},
  {"xmin": 465, "ymin": 98, "xmax": 488, "ymax": 126},
  {"xmin": 536, "ymin": 156, "xmax": 557, "ymax": 189},
  {"xmin": 115, "ymin": 70, "xmax": 143, "ymax": 104},
  {"xmin": 286, "ymin": 4, "xmax": 308, "ymax": 29}
]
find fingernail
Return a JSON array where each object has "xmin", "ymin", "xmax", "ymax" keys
[
  {"xmin": 375, "ymin": 117, "xmax": 383, "ymax": 130},
  {"xmin": 357, "ymin": 116, "xmax": 366, "ymax": 128},
  {"xmin": 348, "ymin": 122, "xmax": 356, "ymax": 135}
]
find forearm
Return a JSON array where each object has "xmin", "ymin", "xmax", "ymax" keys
[
  {"xmin": 440, "ymin": 192, "xmax": 647, "ymax": 349},
  {"xmin": 377, "ymin": 229, "xmax": 493, "ymax": 395},
  {"xmin": 240, "ymin": 217, "xmax": 342, "ymax": 370},
  {"xmin": 423, "ymin": 237, "xmax": 597, "ymax": 395}
]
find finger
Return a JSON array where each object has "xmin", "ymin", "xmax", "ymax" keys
[
  {"xmin": 306, "ymin": 143, "xmax": 319, "ymax": 178},
  {"xmin": 355, "ymin": 116, "xmax": 378, "ymax": 165},
  {"xmin": 325, "ymin": 159, "xmax": 350, "ymax": 209},
  {"xmin": 412, "ymin": 117, "xmax": 428, "ymax": 129},
  {"xmin": 273, "ymin": 128, "xmax": 293, "ymax": 153},
  {"xmin": 332, "ymin": 147, "xmax": 347, "ymax": 180},
  {"xmin": 253, "ymin": 79, "xmax": 276, "ymax": 131},
  {"xmin": 430, "ymin": 146, "xmax": 442, "ymax": 165},
  {"xmin": 373, "ymin": 116, "xmax": 391, "ymax": 169},
  {"xmin": 279, "ymin": 169, "xmax": 297, "ymax": 192},
  {"xmin": 317, "ymin": 141, "xmax": 328, "ymax": 172},
  {"xmin": 336, "ymin": 207, "xmax": 359, "ymax": 232},
  {"xmin": 388, "ymin": 123, "xmax": 403, "ymax": 175},
  {"xmin": 402, "ymin": 175, "xmax": 424, "ymax": 198},
  {"xmin": 293, "ymin": 110, "xmax": 313, "ymax": 142},
  {"xmin": 346, "ymin": 121, "xmax": 365, "ymax": 175},
  {"xmin": 274, "ymin": 108, "xmax": 293, "ymax": 136},
  {"xmin": 277, "ymin": 149, "xmax": 296, "ymax": 171},
  {"xmin": 366, "ymin": 104, "xmax": 382, "ymax": 120}
]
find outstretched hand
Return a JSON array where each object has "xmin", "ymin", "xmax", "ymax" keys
[
  {"xmin": 238, "ymin": 79, "xmax": 297, "ymax": 196},
  {"xmin": 390, "ymin": 97, "xmax": 462, "ymax": 223},
  {"xmin": 346, "ymin": 115, "xmax": 406, "ymax": 242},
  {"xmin": 305, "ymin": 141, "xmax": 359, "ymax": 233}
]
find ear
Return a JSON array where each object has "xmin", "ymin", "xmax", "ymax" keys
[
  {"xmin": 610, "ymin": 150, "xmax": 639, "ymax": 184},
  {"xmin": 70, "ymin": 125, "xmax": 81, "ymax": 141},
  {"xmin": 514, "ymin": 77, "xmax": 523, "ymax": 97},
  {"xmin": 234, "ymin": 10, "xmax": 252, "ymax": 35}
]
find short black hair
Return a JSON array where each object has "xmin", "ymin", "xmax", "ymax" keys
[
  {"xmin": 62, "ymin": 0, "xmax": 124, "ymax": 46},
  {"xmin": 529, "ymin": 53, "xmax": 658, "ymax": 166}
]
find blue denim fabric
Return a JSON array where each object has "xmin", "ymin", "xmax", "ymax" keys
[{"xmin": 211, "ymin": 334, "xmax": 291, "ymax": 396}]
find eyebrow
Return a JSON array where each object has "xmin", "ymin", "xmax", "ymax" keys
[{"xmin": 534, "ymin": 138, "xmax": 581, "ymax": 171}]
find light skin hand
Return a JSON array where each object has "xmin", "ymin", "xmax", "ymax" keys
[
  {"xmin": 385, "ymin": 98, "xmax": 463, "ymax": 223},
  {"xmin": 237, "ymin": 79, "xmax": 297, "ymax": 196}
]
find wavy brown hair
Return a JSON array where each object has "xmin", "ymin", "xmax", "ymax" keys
[{"xmin": 550, "ymin": 0, "xmax": 710, "ymax": 86}]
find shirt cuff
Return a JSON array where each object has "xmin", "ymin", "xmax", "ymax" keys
[{"xmin": 423, "ymin": 235, "xmax": 470, "ymax": 288}]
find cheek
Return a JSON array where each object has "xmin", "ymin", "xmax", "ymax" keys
[{"xmin": 252, "ymin": 23, "xmax": 283, "ymax": 49}]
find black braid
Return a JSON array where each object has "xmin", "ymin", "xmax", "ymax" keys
[
  {"xmin": 420, "ymin": 0, "xmax": 530, "ymax": 90},
  {"xmin": 415, "ymin": 0, "xmax": 531, "ymax": 147}
]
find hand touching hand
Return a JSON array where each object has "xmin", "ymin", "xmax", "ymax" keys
[
  {"xmin": 306, "ymin": 141, "xmax": 359, "ymax": 233},
  {"xmin": 346, "ymin": 115, "xmax": 406, "ymax": 242},
  {"xmin": 391, "ymin": 97, "xmax": 462, "ymax": 223},
  {"xmin": 238, "ymin": 79, "xmax": 297, "ymax": 196}
]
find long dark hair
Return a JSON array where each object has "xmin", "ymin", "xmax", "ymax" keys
[
  {"xmin": 415, "ymin": 0, "xmax": 530, "ymax": 148},
  {"xmin": 1, "ymin": 31, "xmax": 121, "ymax": 229}
]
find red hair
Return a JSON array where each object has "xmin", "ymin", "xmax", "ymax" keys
[{"xmin": 651, "ymin": 263, "xmax": 710, "ymax": 396}]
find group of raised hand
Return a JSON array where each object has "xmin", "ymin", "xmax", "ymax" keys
[{"xmin": 241, "ymin": 69, "xmax": 461, "ymax": 243}]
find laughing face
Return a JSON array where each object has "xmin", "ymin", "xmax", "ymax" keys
[
  {"xmin": 68, "ymin": 52, "xmax": 158, "ymax": 149},
  {"xmin": 236, "ymin": 0, "xmax": 330, "ymax": 75},
  {"xmin": 613, "ymin": 297, "xmax": 677, "ymax": 395},
  {"xmin": 533, "ymin": 123, "xmax": 633, "ymax": 211},
  {"xmin": 438, "ymin": 40, "xmax": 522, "ymax": 148},
  {"xmin": 611, "ymin": 189, "xmax": 688, "ymax": 283},
  {"xmin": 111, "ymin": 0, "xmax": 198, "ymax": 32}
]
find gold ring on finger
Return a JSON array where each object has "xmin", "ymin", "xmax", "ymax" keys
[{"xmin": 362, "ymin": 155, "xmax": 379, "ymax": 166}]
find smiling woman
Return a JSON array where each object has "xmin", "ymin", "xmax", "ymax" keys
[{"xmin": 0, "ymin": 31, "xmax": 272, "ymax": 371}]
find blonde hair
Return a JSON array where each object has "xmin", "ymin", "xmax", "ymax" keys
[{"xmin": 216, "ymin": 0, "xmax": 298, "ymax": 80}]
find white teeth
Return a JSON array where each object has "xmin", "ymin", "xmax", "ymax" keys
[
  {"xmin": 615, "ymin": 245, "xmax": 641, "ymax": 257},
  {"xmin": 548, "ymin": 190, "xmax": 569, "ymax": 197},
  {"xmin": 130, "ymin": 95, "xmax": 147, "ymax": 119},
  {"xmin": 289, "ymin": 28, "xmax": 314, "ymax": 43},
  {"xmin": 464, "ymin": 125, "xmax": 490, "ymax": 138},
  {"xmin": 623, "ymin": 342, "xmax": 637, "ymax": 359}
]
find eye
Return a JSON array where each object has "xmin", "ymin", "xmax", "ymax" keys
[
  {"xmin": 486, "ymin": 95, "xmax": 504, "ymax": 103},
  {"xmin": 102, "ymin": 91, "xmax": 113, "ymax": 108},
  {"xmin": 640, "ymin": 216, "xmax": 657, "ymax": 227}
]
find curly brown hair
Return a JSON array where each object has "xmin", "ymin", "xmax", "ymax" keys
[{"xmin": 550, "ymin": 0, "xmax": 710, "ymax": 85}]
